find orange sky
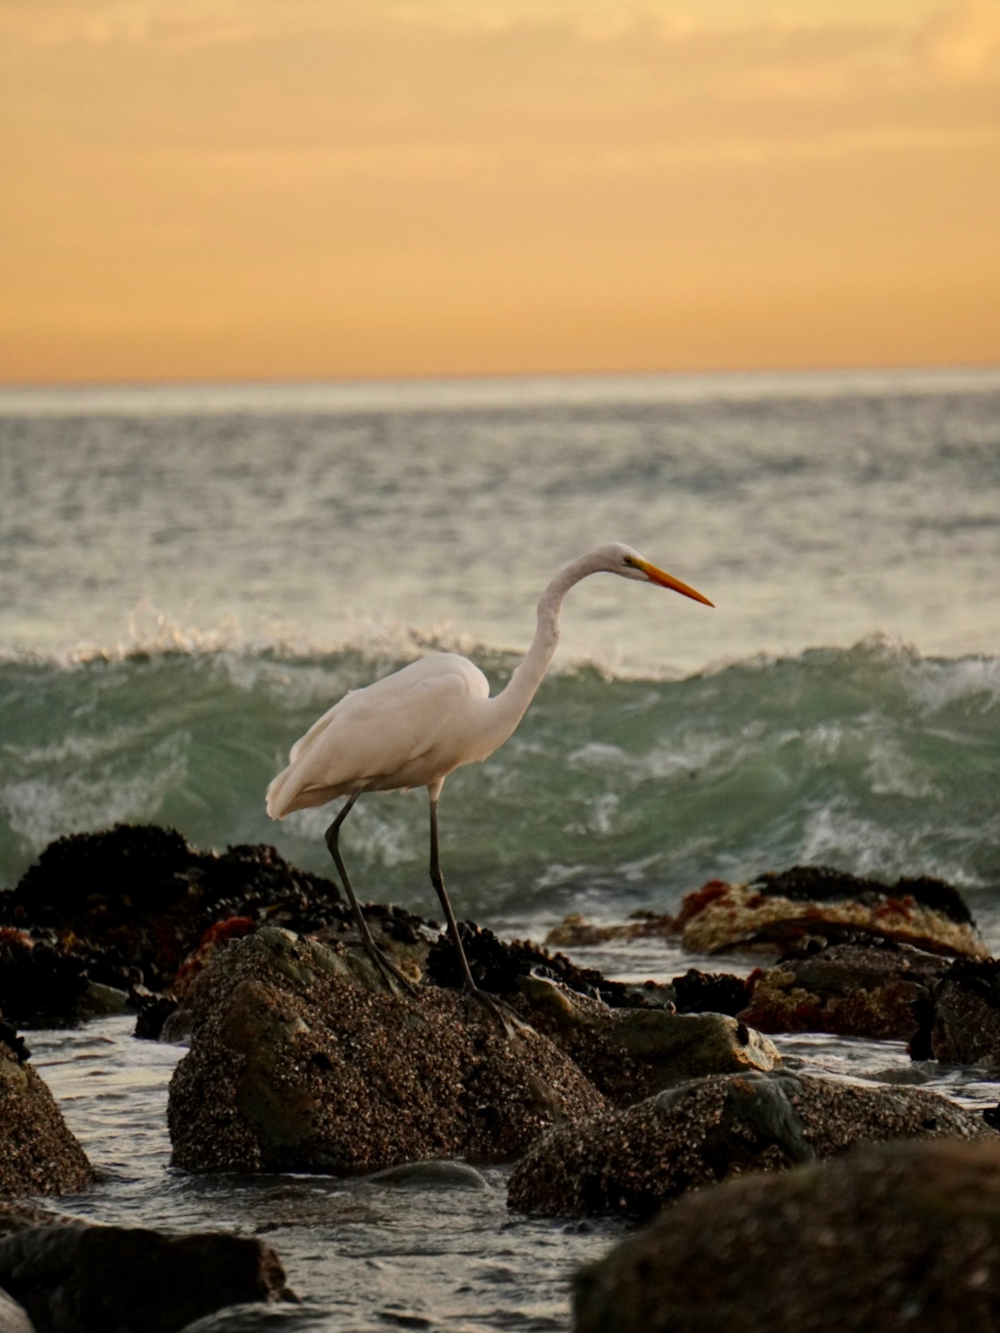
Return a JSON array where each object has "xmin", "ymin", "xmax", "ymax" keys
[{"xmin": 2, "ymin": 0, "xmax": 999, "ymax": 383}]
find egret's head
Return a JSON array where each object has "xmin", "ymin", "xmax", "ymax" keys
[{"xmin": 600, "ymin": 542, "xmax": 714, "ymax": 607}]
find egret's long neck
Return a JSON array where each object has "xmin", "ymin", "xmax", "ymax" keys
[{"xmin": 490, "ymin": 554, "xmax": 597, "ymax": 736}]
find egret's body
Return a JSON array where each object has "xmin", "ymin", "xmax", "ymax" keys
[{"xmin": 266, "ymin": 543, "xmax": 712, "ymax": 1010}]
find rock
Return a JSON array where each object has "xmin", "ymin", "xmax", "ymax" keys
[
  {"xmin": 740, "ymin": 941, "xmax": 947, "ymax": 1039},
  {"xmin": 364, "ymin": 1160, "xmax": 488, "ymax": 1189},
  {"xmin": 508, "ymin": 1069, "xmax": 992, "ymax": 1218},
  {"xmin": 0, "ymin": 1291, "xmax": 35, "ymax": 1333},
  {"xmin": 0, "ymin": 1042, "xmax": 93, "ymax": 1197},
  {"xmin": 676, "ymin": 865, "xmax": 986, "ymax": 958},
  {"xmin": 573, "ymin": 1138, "xmax": 1000, "ymax": 1333},
  {"xmin": 133, "ymin": 990, "xmax": 181, "ymax": 1041},
  {"xmin": 544, "ymin": 912, "xmax": 675, "ymax": 949},
  {"xmin": 670, "ymin": 968, "xmax": 751, "ymax": 1016},
  {"xmin": 426, "ymin": 921, "xmax": 676, "ymax": 1009},
  {"xmin": 0, "ymin": 931, "xmax": 89, "ymax": 1029},
  {"xmin": 168, "ymin": 927, "xmax": 605, "ymax": 1174},
  {"xmin": 909, "ymin": 956, "xmax": 1000, "ymax": 1064},
  {"xmin": 0, "ymin": 1224, "xmax": 292, "ymax": 1333},
  {"xmin": 0, "ymin": 825, "xmax": 439, "ymax": 1022},
  {"xmin": 180, "ymin": 1308, "xmax": 326, "ymax": 1333},
  {"xmin": 512, "ymin": 977, "xmax": 779, "ymax": 1106}
]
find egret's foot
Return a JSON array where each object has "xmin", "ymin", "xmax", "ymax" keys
[
  {"xmin": 364, "ymin": 941, "xmax": 419, "ymax": 998},
  {"xmin": 462, "ymin": 983, "xmax": 517, "ymax": 1038}
]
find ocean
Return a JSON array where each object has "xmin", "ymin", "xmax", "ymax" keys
[
  {"xmin": 4, "ymin": 367, "xmax": 1000, "ymax": 1330},
  {"xmin": 1, "ymin": 367, "xmax": 999, "ymax": 937}
]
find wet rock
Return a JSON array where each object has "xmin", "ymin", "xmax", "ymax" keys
[
  {"xmin": 677, "ymin": 865, "xmax": 986, "ymax": 958},
  {"xmin": 0, "ymin": 825, "xmax": 345, "ymax": 999},
  {"xmin": 426, "ymin": 922, "xmax": 676, "ymax": 1009},
  {"xmin": 909, "ymin": 956, "xmax": 1000, "ymax": 1064},
  {"xmin": 133, "ymin": 990, "xmax": 181, "ymax": 1041},
  {"xmin": 740, "ymin": 941, "xmax": 947, "ymax": 1039},
  {"xmin": 671, "ymin": 968, "xmax": 752, "ymax": 1016},
  {"xmin": 512, "ymin": 977, "xmax": 779, "ymax": 1106},
  {"xmin": 544, "ymin": 912, "xmax": 675, "ymax": 950},
  {"xmin": 0, "ymin": 931, "xmax": 89, "ymax": 1029},
  {"xmin": 0, "ymin": 1224, "xmax": 291, "ymax": 1333},
  {"xmin": 573, "ymin": 1138, "xmax": 1000, "ymax": 1333},
  {"xmin": 180, "ymin": 1308, "xmax": 326, "ymax": 1333},
  {"xmin": 0, "ymin": 1042, "xmax": 93, "ymax": 1197},
  {"xmin": 364, "ymin": 1160, "xmax": 488, "ymax": 1189},
  {"xmin": 0, "ymin": 1291, "xmax": 35, "ymax": 1333},
  {"xmin": 168, "ymin": 926, "xmax": 605, "ymax": 1174},
  {"xmin": 508, "ymin": 1069, "xmax": 992, "ymax": 1218}
]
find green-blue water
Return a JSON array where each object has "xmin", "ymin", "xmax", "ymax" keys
[{"xmin": 2, "ymin": 368, "xmax": 999, "ymax": 931}]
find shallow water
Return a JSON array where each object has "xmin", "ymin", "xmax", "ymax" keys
[{"xmin": 29, "ymin": 935, "xmax": 1000, "ymax": 1333}]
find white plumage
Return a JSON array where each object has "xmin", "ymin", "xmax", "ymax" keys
[{"xmin": 265, "ymin": 543, "xmax": 712, "ymax": 1008}]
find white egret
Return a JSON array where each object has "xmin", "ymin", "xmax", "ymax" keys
[{"xmin": 266, "ymin": 543, "xmax": 712, "ymax": 1015}]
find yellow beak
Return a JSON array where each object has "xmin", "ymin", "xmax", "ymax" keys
[{"xmin": 637, "ymin": 559, "xmax": 715, "ymax": 607}]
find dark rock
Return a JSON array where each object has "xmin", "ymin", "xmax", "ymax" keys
[
  {"xmin": 511, "ymin": 977, "xmax": 779, "ymax": 1106},
  {"xmin": 0, "ymin": 1043, "xmax": 93, "ymax": 1197},
  {"xmin": 133, "ymin": 990, "xmax": 181, "ymax": 1041},
  {"xmin": 168, "ymin": 927, "xmax": 605, "ymax": 1174},
  {"xmin": 740, "ymin": 941, "xmax": 947, "ymax": 1039},
  {"xmin": 671, "ymin": 968, "xmax": 751, "ymax": 1016},
  {"xmin": 676, "ymin": 866, "xmax": 986, "ymax": 958},
  {"xmin": 573, "ymin": 1138, "xmax": 1000, "ymax": 1333},
  {"xmin": 0, "ymin": 1021, "xmax": 30, "ymax": 1065},
  {"xmin": 0, "ymin": 825, "xmax": 348, "ymax": 999},
  {"xmin": 508, "ymin": 1069, "xmax": 993, "ymax": 1218},
  {"xmin": 909, "ymin": 956, "xmax": 1000, "ymax": 1065},
  {"xmin": 0, "ymin": 1224, "xmax": 291, "ymax": 1333},
  {"xmin": 0, "ymin": 932, "xmax": 89, "ymax": 1029},
  {"xmin": 426, "ymin": 921, "xmax": 676, "ymax": 1009},
  {"xmin": 751, "ymin": 865, "xmax": 974, "ymax": 924}
]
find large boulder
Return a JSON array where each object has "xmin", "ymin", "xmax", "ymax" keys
[
  {"xmin": 909, "ymin": 956, "xmax": 1000, "ymax": 1064},
  {"xmin": 512, "ymin": 976, "xmax": 780, "ymax": 1105},
  {"xmin": 676, "ymin": 865, "xmax": 986, "ymax": 958},
  {"xmin": 0, "ymin": 1037, "xmax": 92, "ymax": 1198},
  {"xmin": 573, "ymin": 1138, "xmax": 1000, "ymax": 1333},
  {"xmin": 508, "ymin": 1069, "xmax": 992, "ymax": 1218},
  {"xmin": 0, "ymin": 1224, "xmax": 290, "ymax": 1333},
  {"xmin": 740, "ymin": 940, "xmax": 947, "ymax": 1039},
  {"xmin": 168, "ymin": 927, "xmax": 605, "ymax": 1173}
]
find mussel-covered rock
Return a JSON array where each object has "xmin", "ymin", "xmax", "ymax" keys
[
  {"xmin": 740, "ymin": 940, "xmax": 947, "ymax": 1039},
  {"xmin": 909, "ymin": 956, "xmax": 1000, "ymax": 1064},
  {"xmin": 0, "ymin": 1223, "xmax": 291, "ymax": 1333},
  {"xmin": 511, "ymin": 976, "xmax": 779, "ymax": 1105},
  {"xmin": 676, "ymin": 865, "xmax": 986, "ymax": 958},
  {"xmin": 0, "ymin": 1038, "xmax": 93, "ymax": 1198},
  {"xmin": 508, "ymin": 1069, "xmax": 992, "ymax": 1218},
  {"xmin": 168, "ymin": 927, "xmax": 604, "ymax": 1173},
  {"xmin": 573, "ymin": 1138, "xmax": 1000, "ymax": 1333},
  {"xmin": 427, "ymin": 921, "xmax": 676, "ymax": 1009}
]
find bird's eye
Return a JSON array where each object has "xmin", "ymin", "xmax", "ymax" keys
[{"xmin": 623, "ymin": 556, "xmax": 634, "ymax": 566}]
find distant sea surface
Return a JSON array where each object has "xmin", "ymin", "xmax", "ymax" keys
[{"xmin": 2, "ymin": 368, "xmax": 999, "ymax": 940}]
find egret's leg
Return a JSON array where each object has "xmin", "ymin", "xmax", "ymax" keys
[
  {"xmin": 429, "ymin": 797, "xmax": 512, "ymax": 1036},
  {"xmin": 325, "ymin": 794, "xmax": 416, "ymax": 997}
]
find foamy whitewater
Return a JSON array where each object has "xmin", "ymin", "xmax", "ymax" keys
[{"xmin": 2, "ymin": 368, "xmax": 1000, "ymax": 1329}]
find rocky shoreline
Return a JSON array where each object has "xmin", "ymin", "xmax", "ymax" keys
[{"xmin": 3, "ymin": 824, "xmax": 1000, "ymax": 1330}]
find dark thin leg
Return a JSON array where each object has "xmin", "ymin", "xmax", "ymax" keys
[
  {"xmin": 325, "ymin": 793, "xmax": 416, "ymax": 996},
  {"xmin": 429, "ymin": 797, "xmax": 513, "ymax": 1037}
]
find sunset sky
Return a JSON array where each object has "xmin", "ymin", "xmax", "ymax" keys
[{"xmin": 2, "ymin": 0, "xmax": 999, "ymax": 383}]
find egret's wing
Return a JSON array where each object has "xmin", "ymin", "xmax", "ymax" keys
[{"xmin": 267, "ymin": 659, "xmax": 486, "ymax": 816}]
